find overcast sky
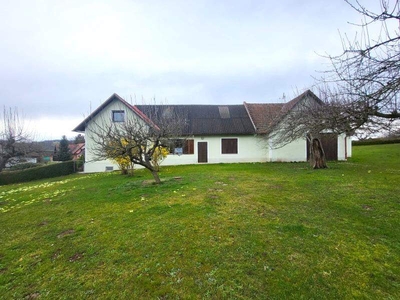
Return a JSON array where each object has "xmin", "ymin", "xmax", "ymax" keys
[{"xmin": 0, "ymin": 0, "xmax": 380, "ymax": 140}]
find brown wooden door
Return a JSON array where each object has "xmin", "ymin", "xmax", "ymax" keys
[
  {"xmin": 320, "ymin": 133, "xmax": 338, "ymax": 161},
  {"xmin": 198, "ymin": 142, "xmax": 208, "ymax": 163},
  {"xmin": 307, "ymin": 134, "xmax": 338, "ymax": 161}
]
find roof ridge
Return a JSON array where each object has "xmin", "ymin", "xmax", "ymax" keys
[{"xmin": 243, "ymin": 101, "xmax": 257, "ymax": 131}]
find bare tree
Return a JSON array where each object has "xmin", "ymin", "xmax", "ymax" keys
[
  {"xmin": 0, "ymin": 107, "xmax": 35, "ymax": 171},
  {"xmin": 321, "ymin": 0, "xmax": 400, "ymax": 132},
  {"xmin": 88, "ymin": 103, "xmax": 188, "ymax": 184},
  {"xmin": 266, "ymin": 1, "xmax": 399, "ymax": 167}
]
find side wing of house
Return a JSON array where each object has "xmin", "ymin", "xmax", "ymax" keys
[
  {"xmin": 244, "ymin": 98, "xmax": 308, "ymax": 162},
  {"xmin": 246, "ymin": 90, "xmax": 352, "ymax": 162},
  {"xmin": 273, "ymin": 92, "xmax": 352, "ymax": 161},
  {"xmin": 267, "ymin": 92, "xmax": 317, "ymax": 162}
]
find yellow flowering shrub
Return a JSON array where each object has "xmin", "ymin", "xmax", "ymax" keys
[
  {"xmin": 106, "ymin": 139, "xmax": 136, "ymax": 175},
  {"xmin": 106, "ymin": 139, "xmax": 169, "ymax": 174},
  {"xmin": 152, "ymin": 146, "xmax": 169, "ymax": 171}
]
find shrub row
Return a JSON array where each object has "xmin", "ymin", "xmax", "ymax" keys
[
  {"xmin": 352, "ymin": 137, "xmax": 400, "ymax": 146},
  {"xmin": 0, "ymin": 161, "xmax": 82, "ymax": 185},
  {"xmin": 9, "ymin": 162, "xmax": 44, "ymax": 171}
]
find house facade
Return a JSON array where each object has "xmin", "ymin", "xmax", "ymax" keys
[{"xmin": 73, "ymin": 91, "xmax": 352, "ymax": 173}]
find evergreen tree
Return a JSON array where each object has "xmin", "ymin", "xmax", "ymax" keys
[
  {"xmin": 55, "ymin": 136, "xmax": 72, "ymax": 161},
  {"xmin": 74, "ymin": 134, "xmax": 85, "ymax": 144}
]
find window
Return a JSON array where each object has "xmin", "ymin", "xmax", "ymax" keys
[
  {"xmin": 169, "ymin": 139, "xmax": 194, "ymax": 155},
  {"xmin": 221, "ymin": 138, "xmax": 238, "ymax": 154},
  {"xmin": 112, "ymin": 110, "xmax": 125, "ymax": 122}
]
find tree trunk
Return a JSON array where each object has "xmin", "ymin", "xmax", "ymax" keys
[
  {"xmin": 0, "ymin": 154, "xmax": 11, "ymax": 172},
  {"xmin": 143, "ymin": 155, "xmax": 161, "ymax": 184},
  {"xmin": 151, "ymin": 170, "xmax": 161, "ymax": 184},
  {"xmin": 127, "ymin": 166, "xmax": 134, "ymax": 176},
  {"xmin": 0, "ymin": 159, "xmax": 4, "ymax": 172},
  {"xmin": 310, "ymin": 138, "xmax": 327, "ymax": 169}
]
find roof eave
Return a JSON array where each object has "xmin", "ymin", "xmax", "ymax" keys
[{"xmin": 72, "ymin": 93, "xmax": 122, "ymax": 132}]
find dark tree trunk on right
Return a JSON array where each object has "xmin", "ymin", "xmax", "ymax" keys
[{"xmin": 310, "ymin": 138, "xmax": 327, "ymax": 169}]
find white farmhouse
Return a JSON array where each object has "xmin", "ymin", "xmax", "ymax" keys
[{"xmin": 73, "ymin": 90, "xmax": 352, "ymax": 173}]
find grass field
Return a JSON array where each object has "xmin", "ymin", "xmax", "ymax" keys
[{"xmin": 1, "ymin": 144, "xmax": 399, "ymax": 299}]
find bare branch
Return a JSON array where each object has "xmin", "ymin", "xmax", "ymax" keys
[{"xmin": 316, "ymin": 0, "xmax": 400, "ymax": 138}]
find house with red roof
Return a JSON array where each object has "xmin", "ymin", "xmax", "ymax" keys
[
  {"xmin": 68, "ymin": 143, "xmax": 85, "ymax": 160},
  {"xmin": 73, "ymin": 91, "xmax": 351, "ymax": 173}
]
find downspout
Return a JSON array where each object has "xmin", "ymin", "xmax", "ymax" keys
[{"xmin": 268, "ymin": 138, "xmax": 273, "ymax": 162}]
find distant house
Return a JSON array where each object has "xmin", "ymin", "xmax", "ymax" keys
[
  {"xmin": 37, "ymin": 140, "xmax": 58, "ymax": 163},
  {"xmin": 73, "ymin": 91, "xmax": 352, "ymax": 173},
  {"xmin": 1, "ymin": 141, "xmax": 44, "ymax": 168},
  {"xmin": 68, "ymin": 143, "xmax": 85, "ymax": 160}
]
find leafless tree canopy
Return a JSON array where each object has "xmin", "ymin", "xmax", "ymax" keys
[
  {"xmin": 89, "ymin": 104, "xmax": 188, "ymax": 184},
  {"xmin": 0, "ymin": 107, "xmax": 35, "ymax": 171},
  {"xmin": 321, "ymin": 0, "xmax": 400, "ymax": 127},
  {"xmin": 266, "ymin": 92, "xmax": 349, "ymax": 146}
]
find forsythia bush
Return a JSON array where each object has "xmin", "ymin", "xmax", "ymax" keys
[
  {"xmin": 106, "ymin": 139, "xmax": 169, "ymax": 175},
  {"xmin": 113, "ymin": 155, "xmax": 134, "ymax": 175},
  {"xmin": 106, "ymin": 139, "xmax": 135, "ymax": 175},
  {"xmin": 152, "ymin": 146, "xmax": 169, "ymax": 171}
]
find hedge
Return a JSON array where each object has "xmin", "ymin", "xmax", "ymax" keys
[
  {"xmin": 9, "ymin": 162, "xmax": 43, "ymax": 171},
  {"xmin": 0, "ymin": 161, "xmax": 81, "ymax": 185},
  {"xmin": 352, "ymin": 137, "xmax": 400, "ymax": 146}
]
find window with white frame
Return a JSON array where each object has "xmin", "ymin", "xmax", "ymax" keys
[{"xmin": 112, "ymin": 110, "xmax": 125, "ymax": 122}]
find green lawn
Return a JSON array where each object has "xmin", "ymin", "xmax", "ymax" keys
[{"xmin": 1, "ymin": 144, "xmax": 399, "ymax": 299}]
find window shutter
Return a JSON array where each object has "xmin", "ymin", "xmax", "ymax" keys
[
  {"xmin": 221, "ymin": 139, "xmax": 238, "ymax": 154},
  {"xmin": 184, "ymin": 139, "xmax": 194, "ymax": 154}
]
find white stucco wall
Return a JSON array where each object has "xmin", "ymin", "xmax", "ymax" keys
[
  {"xmin": 268, "ymin": 137, "xmax": 307, "ymax": 162},
  {"xmin": 83, "ymin": 134, "xmax": 270, "ymax": 173},
  {"xmin": 346, "ymin": 135, "xmax": 352, "ymax": 158},
  {"xmin": 337, "ymin": 133, "xmax": 350, "ymax": 160},
  {"xmin": 163, "ymin": 135, "xmax": 269, "ymax": 166},
  {"xmin": 268, "ymin": 134, "xmax": 352, "ymax": 162},
  {"xmin": 83, "ymin": 133, "xmax": 352, "ymax": 172}
]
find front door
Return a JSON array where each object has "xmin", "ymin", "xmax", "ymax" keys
[{"xmin": 198, "ymin": 142, "xmax": 208, "ymax": 163}]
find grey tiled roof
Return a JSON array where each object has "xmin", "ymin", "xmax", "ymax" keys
[{"xmin": 137, "ymin": 105, "xmax": 255, "ymax": 135}]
